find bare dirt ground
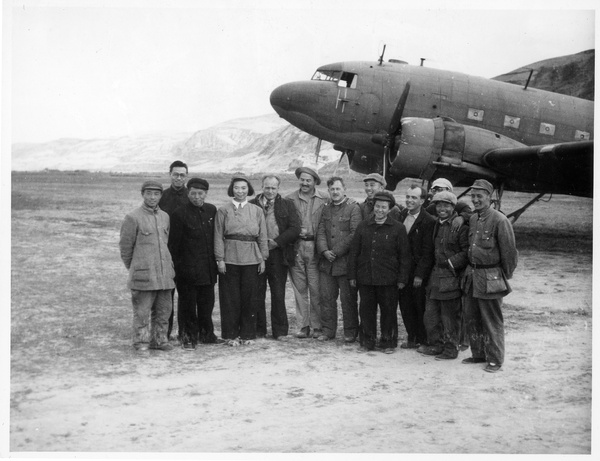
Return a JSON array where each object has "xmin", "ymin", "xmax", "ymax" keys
[{"xmin": 9, "ymin": 172, "xmax": 593, "ymax": 454}]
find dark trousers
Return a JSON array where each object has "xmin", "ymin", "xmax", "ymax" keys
[
  {"xmin": 218, "ymin": 263, "xmax": 260, "ymax": 340},
  {"xmin": 176, "ymin": 281, "xmax": 216, "ymax": 345},
  {"xmin": 464, "ymin": 287, "xmax": 505, "ymax": 365},
  {"xmin": 168, "ymin": 288, "xmax": 177, "ymax": 340},
  {"xmin": 399, "ymin": 283, "xmax": 427, "ymax": 344},
  {"xmin": 320, "ymin": 272, "xmax": 358, "ymax": 339},
  {"xmin": 257, "ymin": 248, "xmax": 289, "ymax": 338},
  {"xmin": 424, "ymin": 296, "xmax": 462, "ymax": 355},
  {"xmin": 358, "ymin": 285, "xmax": 398, "ymax": 350}
]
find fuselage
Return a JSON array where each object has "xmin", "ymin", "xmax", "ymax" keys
[{"xmin": 271, "ymin": 60, "xmax": 593, "ymax": 159}]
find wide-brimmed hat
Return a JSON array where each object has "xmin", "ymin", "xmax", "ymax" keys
[{"xmin": 295, "ymin": 167, "xmax": 321, "ymax": 185}]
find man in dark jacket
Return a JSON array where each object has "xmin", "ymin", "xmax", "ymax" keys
[
  {"xmin": 159, "ymin": 160, "xmax": 190, "ymax": 340},
  {"xmin": 250, "ymin": 175, "xmax": 301, "ymax": 340},
  {"xmin": 398, "ymin": 184, "xmax": 436, "ymax": 349},
  {"xmin": 168, "ymin": 178, "xmax": 218, "ymax": 350},
  {"xmin": 420, "ymin": 191, "xmax": 469, "ymax": 360},
  {"xmin": 348, "ymin": 192, "xmax": 411, "ymax": 352}
]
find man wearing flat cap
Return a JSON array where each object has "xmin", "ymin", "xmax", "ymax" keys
[
  {"xmin": 359, "ymin": 173, "xmax": 403, "ymax": 222},
  {"xmin": 348, "ymin": 191, "xmax": 411, "ymax": 352},
  {"xmin": 286, "ymin": 167, "xmax": 328, "ymax": 339},
  {"xmin": 119, "ymin": 180, "xmax": 176, "ymax": 352},
  {"xmin": 462, "ymin": 179, "xmax": 518, "ymax": 373},
  {"xmin": 168, "ymin": 178, "xmax": 219, "ymax": 350},
  {"xmin": 419, "ymin": 191, "xmax": 469, "ymax": 360}
]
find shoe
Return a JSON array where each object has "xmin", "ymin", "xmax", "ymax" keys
[
  {"xmin": 214, "ymin": 338, "xmax": 227, "ymax": 345},
  {"xmin": 182, "ymin": 342, "xmax": 195, "ymax": 351},
  {"xmin": 400, "ymin": 341, "xmax": 419, "ymax": 349},
  {"xmin": 344, "ymin": 335, "xmax": 356, "ymax": 343},
  {"xmin": 227, "ymin": 338, "xmax": 241, "ymax": 347},
  {"xmin": 134, "ymin": 343, "xmax": 149, "ymax": 351},
  {"xmin": 317, "ymin": 335, "xmax": 331, "ymax": 341},
  {"xmin": 383, "ymin": 348, "xmax": 395, "ymax": 354},
  {"xmin": 150, "ymin": 343, "xmax": 173, "ymax": 352},
  {"xmin": 417, "ymin": 345, "xmax": 443, "ymax": 356},
  {"xmin": 484, "ymin": 363, "xmax": 502, "ymax": 373},
  {"xmin": 461, "ymin": 357, "xmax": 487, "ymax": 364},
  {"xmin": 435, "ymin": 352, "xmax": 457, "ymax": 360},
  {"xmin": 459, "ymin": 344, "xmax": 469, "ymax": 351},
  {"xmin": 311, "ymin": 328, "xmax": 322, "ymax": 339},
  {"xmin": 295, "ymin": 327, "xmax": 310, "ymax": 339},
  {"xmin": 240, "ymin": 339, "xmax": 255, "ymax": 346}
]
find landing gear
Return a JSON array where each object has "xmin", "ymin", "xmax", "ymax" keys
[{"xmin": 505, "ymin": 192, "xmax": 548, "ymax": 224}]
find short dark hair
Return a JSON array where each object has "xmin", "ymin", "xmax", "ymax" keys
[
  {"xmin": 227, "ymin": 177, "xmax": 255, "ymax": 197},
  {"xmin": 327, "ymin": 176, "xmax": 345, "ymax": 188},
  {"xmin": 169, "ymin": 160, "xmax": 188, "ymax": 173},
  {"xmin": 408, "ymin": 184, "xmax": 426, "ymax": 200}
]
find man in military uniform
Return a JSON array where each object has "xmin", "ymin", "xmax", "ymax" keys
[
  {"xmin": 359, "ymin": 173, "xmax": 403, "ymax": 221},
  {"xmin": 119, "ymin": 180, "xmax": 176, "ymax": 351},
  {"xmin": 462, "ymin": 179, "xmax": 518, "ymax": 373}
]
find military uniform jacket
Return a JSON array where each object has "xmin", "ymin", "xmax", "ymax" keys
[
  {"xmin": 249, "ymin": 194, "xmax": 302, "ymax": 266},
  {"xmin": 119, "ymin": 204, "xmax": 176, "ymax": 291},
  {"xmin": 168, "ymin": 201, "xmax": 218, "ymax": 286},
  {"xmin": 316, "ymin": 198, "xmax": 362, "ymax": 276},
  {"xmin": 398, "ymin": 208, "xmax": 436, "ymax": 282},
  {"xmin": 347, "ymin": 216, "xmax": 411, "ymax": 286},
  {"xmin": 463, "ymin": 206, "xmax": 518, "ymax": 299},
  {"xmin": 427, "ymin": 212, "xmax": 469, "ymax": 300}
]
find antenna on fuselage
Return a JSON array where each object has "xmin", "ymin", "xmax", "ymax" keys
[
  {"xmin": 420, "ymin": 58, "xmax": 425, "ymax": 67},
  {"xmin": 378, "ymin": 44, "xmax": 386, "ymax": 66},
  {"xmin": 523, "ymin": 69, "xmax": 534, "ymax": 90}
]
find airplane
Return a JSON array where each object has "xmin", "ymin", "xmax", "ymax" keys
[{"xmin": 269, "ymin": 48, "xmax": 593, "ymax": 221}]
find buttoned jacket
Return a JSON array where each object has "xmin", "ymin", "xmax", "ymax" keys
[
  {"xmin": 316, "ymin": 198, "xmax": 362, "ymax": 276},
  {"xmin": 347, "ymin": 216, "xmax": 411, "ymax": 286},
  {"xmin": 168, "ymin": 201, "xmax": 218, "ymax": 285},
  {"xmin": 119, "ymin": 204, "xmax": 175, "ymax": 291},
  {"xmin": 159, "ymin": 185, "xmax": 189, "ymax": 216}
]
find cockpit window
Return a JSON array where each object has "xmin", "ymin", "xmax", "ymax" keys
[
  {"xmin": 338, "ymin": 72, "xmax": 357, "ymax": 89},
  {"xmin": 311, "ymin": 70, "xmax": 341, "ymax": 82}
]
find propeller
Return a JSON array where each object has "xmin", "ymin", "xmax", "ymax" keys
[{"xmin": 371, "ymin": 81, "xmax": 411, "ymax": 179}]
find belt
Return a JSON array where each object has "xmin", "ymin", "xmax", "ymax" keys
[
  {"xmin": 224, "ymin": 234, "xmax": 257, "ymax": 242},
  {"xmin": 298, "ymin": 235, "xmax": 315, "ymax": 241},
  {"xmin": 470, "ymin": 262, "xmax": 500, "ymax": 269}
]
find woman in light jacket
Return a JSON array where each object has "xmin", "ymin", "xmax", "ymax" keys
[{"xmin": 214, "ymin": 176, "xmax": 269, "ymax": 345}]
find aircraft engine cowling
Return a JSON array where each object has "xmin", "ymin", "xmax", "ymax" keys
[{"xmin": 388, "ymin": 117, "xmax": 526, "ymax": 186}]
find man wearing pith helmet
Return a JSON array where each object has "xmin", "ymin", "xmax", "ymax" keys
[
  {"xmin": 419, "ymin": 190, "xmax": 469, "ymax": 360},
  {"xmin": 119, "ymin": 180, "xmax": 176, "ymax": 352},
  {"xmin": 462, "ymin": 179, "xmax": 518, "ymax": 373}
]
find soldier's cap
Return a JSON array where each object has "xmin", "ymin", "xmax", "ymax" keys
[
  {"xmin": 363, "ymin": 173, "xmax": 386, "ymax": 187},
  {"xmin": 431, "ymin": 190, "xmax": 457, "ymax": 206},
  {"xmin": 373, "ymin": 191, "xmax": 396, "ymax": 208},
  {"xmin": 431, "ymin": 178, "xmax": 453, "ymax": 191},
  {"xmin": 295, "ymin": 166, "xmax": 321, "ymax": 185},
  {"xmin": 141, "ymin": 180, "xmax": 163, "ymax": 192},
  {"xmin": 470, "ymin": 179, "xmax": 494, "ymax": 195},
  {"xmin": 187, "ymin": 177, "xmax": 209, "ymax": 191}
]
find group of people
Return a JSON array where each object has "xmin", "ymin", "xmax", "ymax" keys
[{"xmin": 119, "ymin": 160, "xmax": 518, "ymax": 373}]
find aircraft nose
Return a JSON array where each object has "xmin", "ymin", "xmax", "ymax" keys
[{"xmin": 270, "ymin": 82, "xmax": 296, "ymax": 115}]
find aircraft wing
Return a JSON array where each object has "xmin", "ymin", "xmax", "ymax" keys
[{"xmin": 481, "ymin": 141, "xmax": 593, "ymax": 197}]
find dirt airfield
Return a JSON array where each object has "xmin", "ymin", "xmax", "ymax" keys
[{"xmin": 9, "ymin": 172, "xmax": 593, "ymax": 454}]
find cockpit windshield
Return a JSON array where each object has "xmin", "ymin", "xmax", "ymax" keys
[
  {"xmin": 311, "ymin": 69, "xmax": 358, "ymax": 89},
  {"xmin": 311, "ymin": 69, "xmax": 341, "ymax": 82}
]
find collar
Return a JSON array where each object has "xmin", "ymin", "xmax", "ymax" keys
[
  {"xmin": 331, "ymin": 196, "xmax": 348, "ymax": 207},
  {"xmin": 368, "ymin": 215, "xmax": 393, "ymax": 226},
  {"xmin": 477, "ymin": 206, "xmax": 493, "ymax": 218},
  {"xmin": 171, "ymin": 185, "xmax": 186, "ymax": 194},
  {"xmin": 297, "ymin": 188, "xmax": 325, "ymax": 202},
  {"xmin": 407, "ymin": 208, "xmax": 421, "ymax": 218},
  {"xmin": 232, "ymin": 199, "xmax": 248, "ymax": 209},
  {"xmin": 142, "ymin": 203, "xmax": 159, "ymax": 214}
]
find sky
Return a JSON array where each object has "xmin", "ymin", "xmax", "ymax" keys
[{"xmin": 4, "ymin": 0, "xmax": 597, "ymax": 143}]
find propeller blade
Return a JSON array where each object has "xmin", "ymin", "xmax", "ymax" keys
[{"xmin": 387, "ymin": 81, "xmax": 411, "ymax": 136}]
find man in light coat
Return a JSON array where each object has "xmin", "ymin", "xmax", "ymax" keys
[{"xmin": 120, "ymin": 180, "xmax": 176, "ymax": 351}]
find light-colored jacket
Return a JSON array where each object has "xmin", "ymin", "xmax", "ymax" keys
[{"xmin": 119, "ymin": 204, "xmax": 176, "ymax": 291}]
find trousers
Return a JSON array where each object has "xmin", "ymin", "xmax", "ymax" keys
[
  {"xmin": 176, "ymin": 281, "xmax": 216, "ymax": 345},
  {"xmin": 319, "ymin": 272, "xmax": 358, "ymax": 339},
  {"xmin": 218, "ymin": 264, "xmax": 260, "ymax": 340},
  {"xmin": 288, "ymin": 241, "xmax": 321, "ymax": 330},
  {"xmin": 399, "ymin": 283, "xmax": 427, "ymax": 344},
  {"xmin": 424, "ymin": 296, "xmax": 462, "ymax": 353},
  {"xmin": 464, "ymin": 286, "xmax": 505, "ymax": 365},
  {"xmin": 131, "ymin": 289, "xmax": 172, "ymax": 347},
  {"xmin": 257, "ymin": 248, "xmax": 289, "ymax": 338},
  {"xmin": 358, "ymin": 285, "xmax": 399, "ymax": 350}
]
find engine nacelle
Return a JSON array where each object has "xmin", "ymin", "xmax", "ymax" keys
[{"xmin": 389, "ymin": 117, "xmax": 526, "ymax": 186}]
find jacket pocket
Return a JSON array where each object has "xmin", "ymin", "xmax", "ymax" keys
[
  {"xmin": 132, "ymin": 268, "xmax": 150, "ymax": 282},
  {"xmin": 485, "ymin": 269, "xmax": 507, "ymax": 294},
  {"xmin": 439, "ymin": 275, "xmax": 460, "ymax": 293}
]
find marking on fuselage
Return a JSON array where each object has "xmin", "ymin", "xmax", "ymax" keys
[
  {"xmin": 467, "ymin": 108, "xmax": 484, "ymax": 122},
  {"xmin": 503, "ymin": 115, "xmax": 521, "ymax": 129},
  {"xmin": 539, "ymin": 123, "xmax": 556, "ymax": 136},
  {"xmin": 575, "ymin": 130, "xmax": 590, "ymax": 141}
]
